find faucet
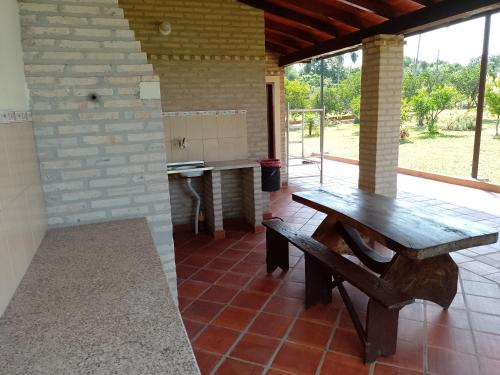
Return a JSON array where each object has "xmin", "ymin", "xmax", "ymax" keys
[{"xmin": 179, "ymin": 137, "xmax": 187, "ymax": 149}]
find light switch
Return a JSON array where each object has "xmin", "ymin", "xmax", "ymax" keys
[{"xmin": 139, "ymin": 82, "xmax": 161, "ymax": 100}]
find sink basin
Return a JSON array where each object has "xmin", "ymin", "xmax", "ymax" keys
[{"xmin": 167, "ymin": 161, "xmax": 214, "ymax": 178}]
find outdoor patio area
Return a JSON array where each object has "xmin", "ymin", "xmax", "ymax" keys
[{"xmin": 175, "ymin": 163, "xmax": 500, "ymax": 375}]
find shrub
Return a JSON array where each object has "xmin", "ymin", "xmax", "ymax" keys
[{"xmin": 444, "ymin": 111, "xmax": 476, "ymax": 131}]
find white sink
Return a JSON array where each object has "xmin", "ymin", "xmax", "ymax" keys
[{"xmin": 167, "ymin": 161, "xmax": 213, "ymax": 178}]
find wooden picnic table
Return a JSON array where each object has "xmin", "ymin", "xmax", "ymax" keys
[{"xmin": 292, "ymin": 187, "xmax": 499, "ymax": 308}]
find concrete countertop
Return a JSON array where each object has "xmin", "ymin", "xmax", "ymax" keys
[
  {"xmin": 206, "ymin": 159, "xmax": 260, "ymax": 170},
  {"xmin": 0, "ymin": 219, "xmax": 199, "ymax": 375}
]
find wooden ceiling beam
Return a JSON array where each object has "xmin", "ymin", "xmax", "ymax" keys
[
  {"xmin": 339, "ymin": 0, "xmax": 407, "ymax": 18},
  {"xmin": 279, "ymin": 0, "xmax": 500, "ymax": 66},
  {"xmin": 271, "ymin": 0, "xmax": 369, "ymax": 30},
  {"xmin": 266, "ymin": 41, "xmax": 295, "ymax": 55},
  {"xmin": 239, "ymin": 0, "xmax": 340, "ymax": 37},
  {"xmin": 266, "ymin": 29, "xmax": 314, "ymax": 50},
  {"xmin": 265, "ymin": 18, "xmax": 327, "ymax": 44}
]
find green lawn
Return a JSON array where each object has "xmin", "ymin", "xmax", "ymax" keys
[{"xmin": 288, "ymin": 111, "xmax": 500, "ymax": 184}]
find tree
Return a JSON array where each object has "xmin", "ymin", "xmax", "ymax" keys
[
  {"xmin": 452, "ymin": 63, "xmax": 480, "ymax": 108},
  {"xmin": 284, "ymin": 78, "xmax": 311, "ymax": 109},
  {"xmin": 410, "ymin": 86, "xmax": 460, "ymax": 134},
  {"xmin": 486, "ymin": 78, "xmax": 500, "ymax": 136}
]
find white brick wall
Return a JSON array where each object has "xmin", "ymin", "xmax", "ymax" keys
[{"xmin": 20, "ymin": 0, "xmax": 178, "ymax": 299}]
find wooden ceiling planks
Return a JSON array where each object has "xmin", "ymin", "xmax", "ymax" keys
[{"xmin": 238, "ymin": 0, "xmax": 500, "ymax": 66}]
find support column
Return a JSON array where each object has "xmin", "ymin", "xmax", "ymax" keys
[
  {"xmin": 204, "ymin": 170, "xmax": 225, "ymax": 239},
  {"xmin": 242, "ymin": 166, "xmax": 264, "ymax": 233},
  {"xmin": 358, "ymin": 34, "xmax": 404, "ymax": 198}
]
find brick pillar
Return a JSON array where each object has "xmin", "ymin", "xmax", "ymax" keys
[
  {"xmin": 358, "ymin": 34, "xmax": 404, "ymax": 198},
  {"xmin": 242, "ymin": 167, "xmax": 264, "ymax": 232},
  {"xmin": 204, "ymin": 170, "xmax": 225, "ymax": 239}
]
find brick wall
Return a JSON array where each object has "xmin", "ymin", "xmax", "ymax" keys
[
  {"xmin": 359, "ymin": 34, "xmax": 404, "ymax": 198},
  {"xmin": 119, "ymin": 0, "xmax": 270, "ymax": 222},
  {"xmin": 19, "ymin": 0, "xmax": 178, "ymax": 298}
]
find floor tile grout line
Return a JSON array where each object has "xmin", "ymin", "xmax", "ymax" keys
[
  {"xmin": 460, "ymin": 272, "xmax": 485, "ymax": 375},
  {"xmin": 314, "ymin": 303, "xmax": 342, "ymax": 375},
  {"xmin": 208, "ymin": 268, "xmax": 298, "ymax": 375},
  {"xmin": 423, "ymin": 300, "xmax": 429, "ymax": 375}
]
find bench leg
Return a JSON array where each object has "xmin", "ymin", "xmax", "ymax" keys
[
  {"xmin": 365, "ymin": 299, "xmax": 400, "ymax": 363},
  {"xmin": 382, "ymin": 254, "xmax": 458, "ymax": 309},
  {"xmin": 304, "ymin": 253, "xmax": 333, "ymax": 309},
  {"xmin": 266, "ymin": 230, "xmax": 289, "ymax": 273}
]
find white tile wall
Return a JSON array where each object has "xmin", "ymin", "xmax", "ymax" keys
[
  {"xmin": 0, "ymin": 122, "xmax": 47, "ymax": 315},
  {"xmin": 164, "ymin": 111, "xmax": 248, "ymax": 162}
]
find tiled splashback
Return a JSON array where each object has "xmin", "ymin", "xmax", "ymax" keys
[{"xmin": 163, "ymin": 110, "xmax": 248, "ymax": 162}]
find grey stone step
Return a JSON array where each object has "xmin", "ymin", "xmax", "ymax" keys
[{"xmin": 21, "ymin": 14, "xmax": 130, "ymax": 29}]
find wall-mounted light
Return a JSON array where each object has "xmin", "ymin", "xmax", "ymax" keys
[{"xmin": 159, "ymin": 21, "xmax": 172, "ymax": 36}]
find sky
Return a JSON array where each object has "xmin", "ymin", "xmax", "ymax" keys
[{"xmin": 339, "ymin": 12, "xmax": 500, "ymax": 69}]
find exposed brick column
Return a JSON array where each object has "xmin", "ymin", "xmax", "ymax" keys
[
  {"xmin": 242, "ymin": 167, "xmax": 264, "ymax": 232},
  {"xmin": 359, "ymin": 34, "xmax": 404, "ymax": 198},
  {"xmin": 204, "ymin": 170, "xmax": 225, "ymax": 239}
]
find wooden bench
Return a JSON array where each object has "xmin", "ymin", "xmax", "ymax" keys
[{"xmin": 263, "ymin": 219, "xmax": 414, "ymax": 363}]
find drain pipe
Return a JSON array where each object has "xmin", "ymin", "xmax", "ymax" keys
[{"xmin": 185, "ymin": 177, "xmax": 201, "ymax": 234}]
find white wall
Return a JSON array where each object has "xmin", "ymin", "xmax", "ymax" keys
[
  {"xmin": 0, "ymin": 0, "xmax": 29, "ymax": 110},
  {"xmin": 0, "ymin": 0, "xmax": 46, "ymax": 316}
]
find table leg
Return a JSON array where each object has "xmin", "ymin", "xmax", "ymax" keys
[
  {"xmin": 382, "ymin": 254, "xmax": 458, "ymax": 309},
  {"xmin": 313, "ymin": 216, "xmax": 391, "ymax": 274}
]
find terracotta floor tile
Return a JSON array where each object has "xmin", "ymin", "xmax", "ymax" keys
[
  {"xmin": 288, "ymin": 319, "xmax": 333, "ymax": 349},
  {"xmin": 206, "ymin": 257, "xmax": 239, "ymax": 271},
  {"xmin": 183, "ymin": 318, "xmax": 205, "ymax": 340},
  {"xmin": 465, "ymin": 295, "xmax": 500, "ymax": 315},
  {"xmin": 427, "ymin": 347, "xmax": 480, "ymax": 375},
  {"xmin": 377, "ymin": 339, "xmax": 423, "ymax": 371},
  {"xmin": 373, "ymin": 364, "xmax": 423, "ymax": 375},
  {"xmin": 473, "ymin": 331, "xmax": 500, "ymax": 360},
  {"xmin": 231, "ymin": 290, "xmax": 271, "ymax": 311},
  {"xmin": 426, "ymin": 305, "xmax": 470, "ymax": 329},
  {"xmin": 272, "ymin": 341, "xmax": 323, "ymax": 375},
  {"xmin": 299, "ymin": 303, "xmax": 340, "ymax": 326},
  {"xmin": 230, "ymin": 333, "xmax": 280, "ymax": 365},
  {"xmin": 178, "ymin": 280, "xmax": 211, "ymax": 299},
  {"xmin": 398, "ymin": 319, "xmax": 424, "ymax": 342},
  {"xmin": 462, "ymin": 280, "xmax": 500, "ymax": 298},
  {"xmin": 248, "ymin": 312, "xmax": 293, "ymax": 339},
  {"xmin": 399, "ymin": 302, "xmax": 425, "ymax": 322},
  {"xmin": 213, "ymin": 306, "xmax": 256, "ymax": 331},
  {"xmin": 194, "ymin": 349, "xmax": 221, "ymax": 375},
  {"xmin": 267, "ymin": 369, "xmax": 290, "ymax": 375},
  {"xmin": 479, "ymin": 357, "xmax": 500, "ymax": 375},
  {"xmin": 191, "ymin": 269, "xmax": 225, "ymax": 283},
  {"xmin": 178, "ymin": 296, "xmax": 193, "ymax": 312},
  {"xmin": 243, "ymin": 252, "xmax": 267, "ymax": 265},
  {"xmin": 230, "ymin": 241, "xmax": 258, "ymax": 251},
  {"xmin": 199, "ymin": 285, "xmax": 239, "ymax": 304},
  {"xmin": 193, "ymin": 325, "xmax": 240, "ymax": 355},
  {"xmin": 470, "ymin": 311, "xmax": 500, "ymax": 335},
  {"xmin": 285, "ymin": 268, "xmax": 305, "ymax": 283},
  {"xmin": 176, "ymin": 264, "xmax": 199, "ymax": 279},
  {"xmin": 219, "ymin": 249, "xmax": 249, "ymax": 262},
  {"xmin": 183, "ymin": 300, "xmax": 225, "ymax": 323},
  {"xmin": 182, "ymin": 254, "xmax": 214, "ymax": 267},
  {"xmin": 216, "ymin": 272, "xmax": 252, "ymax": 288},
  {"xmin": 246, "ymin": 276, "xmax": 282, "ymax": 294},
  {"xmin": 264, "ymin": 296, "xmax": 304, "ymax": 317},
  {"xmin": 329, "ymin": 328, "xmax": 364, "ymax": 359},
  {"xmin": 215, "ymin": 358, "xmax": 263, "ymax": 375},
  {"xmin": 230, "ymin": 261, "xmax": 263, "ymax": 275},
  {"xmin": 276, "ymin": 281, "xmax": 305, "ymax": 299},
  {"xmin": 427, "ymin": 324, "xmax": 476, "ymax": 354},
  {"xmin": 320, "ymin": 352, "xmax": 370, "ymax": 375}
]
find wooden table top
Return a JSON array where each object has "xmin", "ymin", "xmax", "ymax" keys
[{"xmin": 292, "ymin": 187, "xmax": 499, "ymax": 259}]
